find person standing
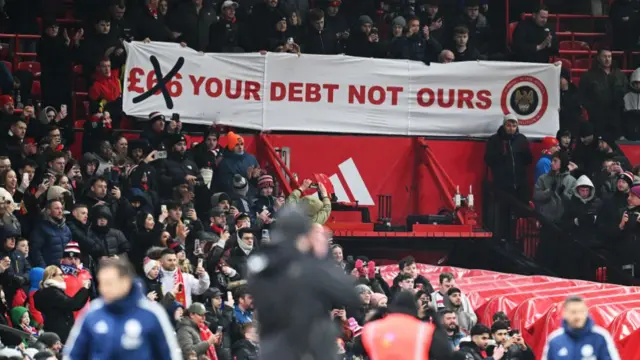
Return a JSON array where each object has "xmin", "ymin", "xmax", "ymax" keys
[
  {"xmin": 64, "ymin": 258, "xmax": 182, "ymax": 360},
  {"xmin": 541, "ymin": 296, "xmax": 620, "ymax": 360}
]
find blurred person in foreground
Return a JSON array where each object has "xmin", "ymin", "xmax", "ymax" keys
[
  {"xmin": 63, "ymin": 258, "xmax": 182, "ymax": 360},
  {"xmin": 541, "ymin": 295, "xmax": 620, "ymax": 360},
  {"xmin": 247, "ymin": 204, "xmax": 360, "ymax": 360}
]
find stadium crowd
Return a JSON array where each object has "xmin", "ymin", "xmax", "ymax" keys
[{"xmin": 0, "ymin": 0, "xmax": 635, "ymax": 359}]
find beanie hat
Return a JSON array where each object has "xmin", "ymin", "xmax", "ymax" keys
[
  {"xmin": 233, "ymin": 174, "xmax": 248, "ymax": 190},
  {"xmin": 619, "ymin": 171, "xmax": 635, "ymax": 188},
  {"xmin": 169, "ymin": 134, "xmax": 187, "ymax": 148},
  {"xmin": 63, "ymin": 241, "xmax": 81, "ymax": 258},
  {"xmin": 359, "ymin": 15, "xmax": 373, "ymax": 25},
  {"xmin": 0, "ymin": 95, "xmax": 13, "ymax": 106},
  {"xmin": 0, "ymin": 187, "xmax": 13, "ymax": 205},
  {"xmin": 541, "ymin": 136, "xmax": 559, "ymax": 150},
  {"xmin": 168, "ymin": 240, "xmax": 185, "ymax": 253},
  {"xmin": 392, "ymin": 16, "xmax": 406, "ymax": 28},
  {"xmin": 355, "ymin": 284, "xmax": 372, "ymax": 295},
  {"xmin": 370, "ymin": 293, "xmax": 388, "ymax": 307},
  {"xmin": 143, "ymin": 257, "xmax": 158, "ymax": 275},
  {"xmin": 503, "ymin": 113, "xmax": 518, "ymax": 124},
  {"xmin": 257, "ymin": 174, "xmax": 274, "ymax": 189},
  {"xmin": 149, "ymin": 111, "xmax": 165, "ymax": 123},
  {"xmin": 226, "ymin": 131, "xmax": 243, "ymax": 150},
  {"xmin": 38, "ymin": 332, "xmax": 61, "ymax": 348},
  {"xmin": 630, "ymin": 185, "xmax": 640, "ymax": 198}
]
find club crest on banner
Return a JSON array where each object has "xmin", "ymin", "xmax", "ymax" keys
[{"xmin": 500, "ymin": 75, "xmax": 549, "ymax": 126}]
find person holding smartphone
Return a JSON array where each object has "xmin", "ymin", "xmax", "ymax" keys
[{"xmin": 490, "ymin": 321, "xmax": 534, "ymax": 360}]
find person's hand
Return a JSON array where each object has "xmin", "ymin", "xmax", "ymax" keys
[
  {"xmin": 568, "ymin": 161, "xmax": 578, "ymax": 171},
  {"xmin": 177, "ymin": 221, "xmax": 190, "ymax": 240},
  {"xmin": 82, "ymin": 279, "xmax": 92, "ymax": 289},
  {"xmin": 20, "ymin": 172, "xmax": 30, "ymax": 189},
  {"xmin": 620, "ymin": 212, "xmax": 629, "ymax": 229},
  {"xmin": 221, "ymin": 265, "xmax": 233, "ymax": 276},
  {"xmin": 111, "ymin": 186, "xmax": 121, "ymax": 200},
  {"xmin": 144, "ymin": 150, "xmax": 159, "ymax": 163},
  {"xmin": 185, "ymin": 175, "xmax": 198, "ymax": 185},
  {"xmin": 338, "ymin": 309, "xmax": 347, "ymax": 321},
  {"xmin": 493, "ymin": 345, "xmax": 505, "ymax": 360},
  {"xmin": 180, "ymin": 42, "xmax": 187, "ymax": 48},
  {"xmin": 230, "ymin": 206, "xmax": 239, "ymax": 217},
  {"xmin": 225, "ymin": 291, "xmax": 235, "ymax": 307},
  {"xmin": 220, "ymin": 228, "xmax": 231, "ymax": 242},
  {"xmin": 622, "ymin": 16, "xmax": 630, "ymax": 21},
  {"xmin": 247, "ymin": 166, "xmax": 256, "ymax": 179},
  {"xmin": 159, "ymin": 207, "xmax": 169, "ymax": 223},
  {"xmin": 172, "ymin": 282, "xmax": 181, "ymax": 295},
  {"xmin": 368, "ymin": 33, "xmax": 379, "ymax": 43},
  {"xmin": 0, "ymin": 257, "xmax": 10, "ymax": 273},
  {"xmin": 23, "ymin": 105, "xmax": 34, "ymax": 118},
  {"xmin": 482, "ymin": 3, "xmax": 488, "ymax": 12},
  {"xmin": 143, "ymin": 37, "xmax": 151, "ymax": 43},
  {"xmin": 115, "ymin": 48, "xmax": 124, "ymax": 56},
  {"xmin": 257, "ymin": 209, "xmax": 270, "ymax": 223},
  {"xmin": 318, "ymin": 182, "xmax": 328, "ymax": 198},
  {"xmin": 300, "ymin": 179, "xmax": 313, "ymax": 191},
  {"xmin": 105, "ymin": 46, "xmax": 117, "ymax": 57},
  {"xmin": 172, "ymin": 32, "xmax": 182, "ymax": 39},
  {"xmin": 422, "ymin": 25, "xmax": 430, "ymax": 39},
  {"xmin": 196, "ymin": 264, "xmax": 206, "ymax": 276},
  {"xmin": 74, "ymin": 28, "xmax": 84, "ymax": 42},
  {"xmin": 207, "ymin": 332, "xmax": 218, "ymax": 345},
  {"xmin": 187, "ymin": 208, "xmax": 197, "ymax": 221},
  {"xmin": 537, "ymin": 36, "xmax": 551, "ymax": 51},
  {"xmin": 513, "ymin": 333, "xmax": 526, "ymax": 349},
  {"xmin": 574, "ymin": 218, "xmax": 580, "ymax": 226},
  {"xmin": 63, "ymin": 28, "xmax": 71, "ymax": 46},
  {"xmin": 147, "ymin": 291, "xmax": 158, "ymax": 301},
  {"xmin": 275, "ymin": 196, "xmax": 285, "ymax": 209}
]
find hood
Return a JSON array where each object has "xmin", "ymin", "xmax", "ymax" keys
[
  {"xmin": 92, "ymin": 204, "xmax": 113, "ymax": 223},
  {"xmin": 573, "ymin": 175, "xmax": 595, "ymax": 202},
  {"xmin": 9, "ymin": 306, "xmax": 30, "ymax": 328},
  {"xmin": 129, "ymin": 188, "xmax": 154, "ymax": 214},
  {"xmin": 630, "ymin": 68, "xmax": 640, "ymax": 92},
  {"xmin": 29, "ymin": 268, "xmax": 45, "ymax": 292},
  {"xmin": 562, "ymin": 316, "xmax": 595, "ymax": 339},
  {"xmin": 38, "ymin": 106, "xmax": 57, "ymax": 125}
]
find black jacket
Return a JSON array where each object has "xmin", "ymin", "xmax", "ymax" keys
[
  {"xmin": 232, "ymin": 339, "xmax": 259, "ymax": 360},
  {"xmin": 560, "ymin": 81, "xmax": 583, "ymax": 136},
  {"xmin": 458, "ymin": 341, "xmax": 494, "ymax": 360},
  {"xmin": 160, "ymin": 151, "xmax": 202, "ymax": 191},
  {"xmin": 208, "ymin": 17, "xmax": 252, "ymax": 53},
  {"xmin": 67, "ymin": 216, "xmax": 105, "ymax": 261},
  {"xmin": 33, "ymin": 285, "xmax": 90, "ymax": 342},
  {"xmin": 207, "ymin": 305, "xmax": 236, "ymax": 360},
  {"xmin": 301, "ymin": 27, "xmax": 340, "ymax": 55},
  {"xmin": 511, "ymin": 18, "xmax": 559, "ymax": 63},
  {"xmin": 133, "ymin": 6, "xmax": 174, "ymax": 42},
  {"xmin": 168, "ymin": 2, "xmax": 217, "ymax": 51},
  {"xmin": 484, "ymin": 126, "xmax": 533, "ymax": 191}
]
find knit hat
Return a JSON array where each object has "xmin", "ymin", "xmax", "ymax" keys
[
  {"xmin": 359, "ymin": 15, "xmax": 373, "ymax": 25},
  {"xmin": 630, "ymin": 185, "xmax": 640, "ymax": 198},
  {"xmin": 370, "ymin": 293, "xmax": 388, "ymax": 307},
  {"xmin": 355, "ymin": 284, "xmax": 372, "ymax": 295},
  {"xmin": 541, "ymin": 136, "xmax": 559, "ymax": 150},
  {"xmin": 168, "ymin": 133, "xmax": 187, "ymax": 148},
  {"xmin": 257, "ymin": 174, "xmax": 274, "ymax": 189},
  {"xmin": 0, "ymin": 95, "xmax": 13, "ymax": 106},
  {"xmin": 392, "ymin": 16, "xmax": 406, "ymax": 28},
  {"xmin": 149, "ymin": 111, "xmax": 165, "ymax": 123},
  {"xmin": 226, "ymin": 131, "xmax": 243, "ymax": 150},
  {"xmin": 503, "ymin": 113, "xmax": 518, "ymax": 124},
  {"xmin": 63, "ymin": 241, "xmax": 81, "ymax": 258},
  {"xmin": 143, "ymin": 257, "xmax": 158, "ymax": 275},
  {"xmin": 168, "ymin": 240, "xmax": 185, "ymax": 253},
  {"xmin": 620, "ymin": 172, "xmax": 635, "ymax": 188},
  {"xmin": 0, "ymin": 187, "xmax": 12, "ymax": 204},
  {"xmin": 233, "ymin": 174, "xmax": 248, "ymax": 196}
]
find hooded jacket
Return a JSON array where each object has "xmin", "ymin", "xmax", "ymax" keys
[
  {"xmin": 33, "ymin": 278, "xmax": 90, "ymax": 342},
  {"xmin": 533, "ymin": 157, "xmax": 576, "ymax": 223},
  {"xmin": 91, "ymin": 205, "xmax": 130, "ymax": 257},
  {"xmin": 232, "ymin": 338, "xmax": 259, "ymax": 360},
  {"xmin": 623, "ymin": 68, "xmax": 640, "ymax": 139},
  {"xmin": 216, "ymin": 150, "xmax": 259, "ymax": 195},
  {"xmin": 562, "ymin": 175, "xmax": 603, "ymax": 242},
  {"xmin": 64, "ymin": 281, "xmax": 182, "ymax": 360},
  {"xmin": 541, "ymin": 317, "xmax": 620, "ymax": 360}
]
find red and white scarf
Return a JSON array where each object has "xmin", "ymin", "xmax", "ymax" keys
[
  {"xmin": 173, "ymin": 269, "xmax": 186, "ymax": 307},
  {"xmin": 198, "ymin": 323, "xmax": 218, "ymax": 360}
]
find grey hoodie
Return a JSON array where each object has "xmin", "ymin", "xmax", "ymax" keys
[{"xmin": 533, "ymin": 170, "xmax": 576, "ymax": 222}]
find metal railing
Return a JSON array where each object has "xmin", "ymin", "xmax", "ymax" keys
[{"xmin": 483, "ymin": 183, "xmax": 636, "ymax": 285}]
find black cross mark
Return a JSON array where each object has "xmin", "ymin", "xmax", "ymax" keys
[{"xmin": 132, "ymin": 55, "xmax": 185, "ymax": 109}]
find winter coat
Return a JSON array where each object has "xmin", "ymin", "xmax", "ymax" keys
[
  {"xmin": 533, "ymin": 170, "xmax": 576, "ymax": 223},
  {"xmin": 63, "ymin": 282, "xmax": 182, "ymax": 360},
  {"xmin": 458, "ymin": 341, "xmax": 498, "ymax": 360},
  {"xmin": 511, "ymin": 18, "xmax": 559, "ymax": 63},
  {"xmin": 596, "ymin": 190, "xmax": 629, "ymax": 241},
  {"xmin": 167, "ymin": 2, "xmax": 217, "ymax": 51},
  {"xmin": 301, "ymin": 27, "xmax": 340, "ymax": 55},
  {"xmin": 216, "ymin": 151, "xmax": 259, "ymax": 195},
  {"xmin": 542, "ymin": 317, "xmax": 620, "ymax": 360},
  {"xmin": 176, "ymin": 317, "xmax": 211, "ymax": 356},
  {"xmin": 160, "ymin": 151, "xmax": 202, "ymax": 190},
  {"xmin": 623, "ymin": 68, "xmax": 640, "ymax": 140},
  {"xmin": 391, "ymin": 34, "xmax": 442, "ymax": 64},
  {"xmin": 228, "ymin": 244, "xmax": 254, "ymax": 280},
  {"xmin": 579, "ymin": 66, "xmax": 628, "ymax": 137},
  {"xmin": 29, "ymin": 214, "xmax": 72, "ymax": 267},
  {"xmin": 286, "ymin": 189, "xmax": 332, "ymax": 224},
  {"xmin": 562, "ymin": 175, "xmax": 603, "ymax": 246},
  {"xmin": 67, "ymin": 216, "xmax": 105, "ymax": 261},
  {"xmin": 233, "ymin": 339, "xmax": 259, "ymax": 360},
  {"xmin": 208, "ymin": 17, "xmax": 252, "ymax": 53},
  {"xmin": 431, "ymin": 290, "xmax": 477, "ymax": 325},
  {"xmin": 206, "ymin": 305, "xmax": 235, "ymax": 360},
  {"xmin": 560, "ymin": 81, "xmax": 583, "ymax": 137},
  {"xmin": 484, "ymin": 126, "xmax": 533, "ymax": 192},
  {"xmin": 33, "ymin": 281, "xmax": 90, "ymax": 342}
]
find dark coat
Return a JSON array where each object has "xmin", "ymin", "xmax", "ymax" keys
[
  {"xmin": 484, "ymin": 126, "xmax": 533, "ymax": 193},
  {"xmin": 37, "ymin": 33, "xmax": 74, "ymax": 109},
  {"xmin": 232, "ymin": 339, "xmax": 259, "ymax": 360},
  {"xmin": 168, "ymin": 2, "xmax": 217, "ymax": 51},
  {"xmin": 33, "ymin": 285, "xmax": 90, "ymax": 342},
  {"xmin": 301, "ymin": 27, "xmax": 340, "ymax": 55},
  {"xmin": 560, "ymin": 81, "xmax": 583, "ymax": 136},
  {"xmin": 511, "ymin": 18, "xmax": 559, "ymax": 63},
  {"xmin": 29, "ymin": 215, "xmax": 72, "ymax": 268},
  {"xmin": 67, "ymin": 216, "xmax": 105, "ymax": 260},
  {"xmin": 208, "ymin": 18, "xmax": 253, "ymax": 52},
  {"xmin": 579, "ymin": 66, "xmax": 628, "ymax": 137}
]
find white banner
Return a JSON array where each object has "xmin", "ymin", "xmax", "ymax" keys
[{"xmin": 123, "ymin": 41, "xmax": 560, "ymax": 138}]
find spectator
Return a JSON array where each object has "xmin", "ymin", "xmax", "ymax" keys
[
  {"xmin": 458, "ymin": 324, "xmax": 505, "ymax": 359},
  {"xmin": 393, "ymin": 255, "xmax": 434, "ymax": 293},
  {"xmin": 346, "ymin": 15, "xmax": 383, "ymax": 58},
  {"xmin": 90, "ymin": 205, "xmax": 130, "ymax": 258},
  {"xmin": 534, "ymin": 136, "xmax": 561, "ymax": 183},
  {"xmin": 542, "ymin": 296, "xmax": 620, "ymax": 359},
  {"xmin": 159, "ymin": 248, "xmax": 210, "ymax": 307},
  {"xmin": 64, "ymin": 258, "xmax": 181, "ymax": 360},
  {"xmin": 431, "ymin": 272, "xmax": 473, "ymax": 319},
  {"xmin": 177, "ymin": 302, "xmax": 221, "ymax": 358},
  {"xmin": 168, "ymin": 0, "xmax": 217, "ymax": 52},
  {"xmin": 491, "ymin": 321, "xmax": 534, "ymax": 360},
  {"xmin": 440, "ymin": 309, "xmax": 465, "ymax": 350},
  {"xmin": 597, "ymin": 171, "xmax": 634, "ymax": 240},
  {"xmin": 250, "ymin": 0, "xmax": 288, "ymax": 51},
  {"xmin": 580, "ymin": 49, "xmax": 629, "ymax": 140},
  {"xmin": 302, "ymin": 9, "xmax": 339, "ymax": 54},
  {"xmin": 439, "ymin": 49, "xmax": 455, "ymax": 63},
  {"xmin": 623, "ymin": 68, "xmax": 640, "ymax": 140},
  {"xmin": 132, "ymin": 0, "xmax": 176, "ymax": 42},
  {"xmin": 511, "ymin": 4, "xmax": 558, "ymax": 63},
  {"xmin": 88, "ymin": 58, "xmax": 123, "ymax": 124},
  {"xmin": 233, "ymin": 286, "xmax": 254, "ymax": 325},
  {"xmin": 533, "ymin": 151, "xmax": 576, "ymax": 224},
  {"xmin": 456, "ymin": 0, "xmax": 491, "ymax": 55},
  {"xmin": 324, "ymin": 1, "xmax": 349, "ymax": 37},
  {"xmin": 217, "ymin": 132, "xmax": 259, "ymax": 195},
  {"xmin": 609, "ymin": 0, "xmax": 640, "ymax": 51},
  {"xmin": 286, "ymin": 179, "xmax": 332, "ymax": 224},
  {"xmin": 209, "ymin": 1, "xmax": 252, "ymax": 52},
  {"xmin": 30, "ymin": 200, "xmax": 72, "ymax": 267},
  {"xmin": 232, "ymin": 322, "xmax": 260, "ymax": 360},
  {"xmin": 59, "ymin": 242, "xmax": 93, "ymax": 319},
  {"xmin": 416, "ymin": 290, "xmax": 435, "ymax": 322},
  {"xmin": 418, "ymin": 0, "xmax": 447, "ymax": 44},
  {"xmin": 450, "ymin": 25, "xmax": 480, "ymax": 61},
  {"xmin": 445, "ymin": 287, "xmax": 476, "ymax": 332},
  {"xmin": 556, "ymin": 129, "xmax": 573, "ymax": 160},
  {"xmin": 79, "ymin": 14, "xmax": 122, "ymax": 84},
  {"xmin": 559, "ymin": 69, "xmax": 583, "ymax": 137},
  {"xmin": 562, "ymin": 175, "xmax": 603, "ymax": 248},
  {"xmin": 33, "ymin": 265, "xmax": 91, "ymax": 342},
  {"xmin": 202, "ymin": 287, "xmax": 235, "ymax": 360}
]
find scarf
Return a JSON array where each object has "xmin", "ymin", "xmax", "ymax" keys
[
  {"xmin": 20, "ymin": 323, "xmax": 38, "ymax": 337},
  {"xmin": 43, "ymin": 279, "xmax": 66, "ymax": 291},
  {"xmin": 163, "ymin": 268, "xmax": 186, "ymax": 307},
  {"xmin": 237, "ymin": 238, "xmax": 253, "ymax": 256},
  {"xmin": 198, "ymin": 322, "xmax": 218, "ymax": 360},
  {"xmin": 60, "ymin": 263, "xmax": 79, "ymax": 277}
]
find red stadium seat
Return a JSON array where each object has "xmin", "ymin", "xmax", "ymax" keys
[
  {"xmin": 31, "ymin": 80, "xmax": 41, "ymax": 98},
  {"xmin": 74, "ymin": 119, "xmax": 85, "ymax": 128},
  {"xmin": 557, "ymin": 58, "xmax": 572, "ymax": 70},
  {"xmin": 507, "ymin": 22, "xmax": 518, "ymax": 48},
  {"xmin": 559, "ymin": 40, "xmax": 590, "ymax": 51},
  {"xmin": 1, "ymin": 60, "xmax": 12, "ymax": 73},
  {"xmin": 572, "ymin": 76, "xmax": 581, "ymax": 86},
  {"xmin": 573, "ymin": 58, "xmax": 591, "ymax": 69},
  {"xmin": 17, "ymin": 61, "xmax": 41, "ymax": 76}
]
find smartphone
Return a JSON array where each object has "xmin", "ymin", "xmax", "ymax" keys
[
  {"xmin": 227, "ymin": 291, "xmax": 233, "ymax": 302},
  {"xmin": 178, "ymin": 283, "xmax": 183, "ymax": 292},
  {"xmin": 262, "ymin": 229, "xmax": 269, "ymax": 238},
  {"xmin": 194, "ymin": 239, "xmax": 201, "ymax": 255},
  {"xmin": 287, "ymin": 37, "xmax": 293, "ymax": 45},
  {"xmin": 217, "ymin": 325, "xmax": 223, "ymax": 333},
  {"xmin": 161, "ymin": 205, "xmax": 167, "ymax": 213},
  {"xmin": 156, "ymin": 150, "xmax": 168, "ymax": 159},
  {"xmin": 223, "ymin": 225, "xmax": 228, "ymax": 232},
  {"xmin": 198, "ymin": 258, "xmax": 203, "ymax": 268},
  {"xmin": 171, "ymin": 113, "xmax": 180, "ymax": 122}
]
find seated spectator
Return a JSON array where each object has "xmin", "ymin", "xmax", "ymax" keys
[
  {"xmin": 450, "ymin": 26, "xmax": 480, "ymax": 62},
  {"xmin": 232, "ymin": 322, "xmax": 260, "ymax": 360},
  {"xmin": 562, "ymin": 175, "xmax": 603, "ymax": 248},
  {"xmin": 33, "ymin": 265, "xmax": 91, "ymax": 342},
  {"xmin": 534, "ymin": 136, "xmax": 561, "ymax": 183},
  {"xmin": 623, "ymin": 68, "xmax": 640, "ymax": 140},
  {"xmin": 439, "ymin": 309, "xmax": 465, "ymax": 350},
  {"xmin": 458, "ymin": 324, "xmax": 504, "ymax": 359},
  {"xmin": 286, "ymin": 179, "xmax": 331, "ymax": 224},
  {"xmin": 88, "ymin": 58, "xmax": 122, "ymax": 126},
  {"xmin": 445, "ymin": 287, "xmax": 476, "ymax": 332},
  {"xmin": 302, "ymin": 9, "xmax": 339, "ymax": 54},
  {"xmin": 491, "ymin": 321, "xmax": 534, "ymax": 360},
  {"xmin": 533, "ymin": 151, "xmax": 576, "ymax": 224},
  {"xmin": 430, "ymin": 272, "xmax": 473, "ymax": 318},
  {"xmin": 9, "ymin": 306, "xmax": 41, "ymax": 338},
  {"xmin": 347, "ymin": 284, "xmax": 372, "ymax": 325},
  {"xmin": 512, "ymin": 4, "xmax": 558, "ymax": 63}
]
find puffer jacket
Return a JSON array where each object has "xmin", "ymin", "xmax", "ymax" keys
[
  {"xmin": 90, "ymin": 205, "xmax": 130, "ymax": 257},
  {"xmin": 29, "ymin": 214, "xmax": 72, "ymax": 267},
  {"xmin": 533, "ymin": 170, "xmax": 576, "ymax": 223},
  {"xmin": 176, "ymin": 317, "xmax": 210, "ymax": 357}
]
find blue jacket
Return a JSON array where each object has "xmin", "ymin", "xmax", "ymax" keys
[
  {"xmin": 535, "ymin": 154, "xmax": 553, "ymax": 184},
  {"xmin": 29, "ymin": 216, "xmax": 72, "ymax": 268},
  {"xmin": 542, "ymin": 317, "xmax": 621, "ymax": 360},
  {"xmin": 63, "ymin": 280, "xmax": 182, "ymax": 360},
  {"xmin": 217, "ymin": 150, "xmax": 259, "ymax": 193}
]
